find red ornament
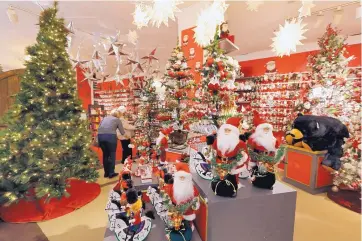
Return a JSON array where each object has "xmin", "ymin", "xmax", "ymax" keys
[
  {"xmin": 175, "ymin": 90, "xmax": 183, "ymax": 98},
  {"xmin": 208, "ymin": 83, "xmax": 220, "ymax": 91},
  {"xmin": 177, "ymin": 71, "xmax": 185, "ymax": 77},
  {"xmin": 206, "ymin": 57, "xmax": 214, "ymax": 66},
  {"xmin": 168, "ymin": 71, "xmax": 175, "ymax": 77},
  {"xmin": 217, "ymin": 61, "xmax": 224, "ymax": 71}
]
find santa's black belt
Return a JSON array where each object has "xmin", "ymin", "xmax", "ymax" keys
[
  {"xmin": 254, "ymin": 150, "xmax": 275, "ymax": 155},
  {"xmin": 217, "ymin": 156, "xmax": 237, "ymax": 162}
]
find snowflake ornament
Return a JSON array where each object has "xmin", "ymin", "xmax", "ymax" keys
[
  {"xmin": 246, "ymin": 0, "xmax": 264, "ymax": 12},
  {"xmin": 150, "ymin": 0, "xmax": 182, "ymax": 28},
  {"xmin": 271, "ymin": 18, "xmax": 308, "ymax": 57},
  {"xmin": 298, "ymin": 0, "xmax": 316, "ymax": 18}
]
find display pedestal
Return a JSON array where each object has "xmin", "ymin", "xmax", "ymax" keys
[
  {"xmin": 283, "ymin": 146, "xmax": 333, "ymax": 194},
  {"xmin": 191, "ymin": 172, "xmax": 297, "ymax": 241}
]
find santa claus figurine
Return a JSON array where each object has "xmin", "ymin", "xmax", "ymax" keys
[
  {"xmin": 162, "ymin": 162, "xmax": 200, "ymax": 241},
  {"xmin": 247, "ymin": 112, "xmax": 284, "ymax": 190},
  {"xmin": 134, "ymin": 151, "xmax": 148, "ymax": 177},
  {"xmin": 156, "ymin": 127, "xmax": 173, "ymax": 165},
  {"xmin": 207, "ymin": 117, "xmax": 249, "ymax": 197},
  {"xmin": 123, "ymin": 156, "xmax": 133, "ymax": 173}
]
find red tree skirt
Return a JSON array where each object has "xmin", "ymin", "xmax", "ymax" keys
[
  {"xmin": 327, "ymin": 189, "xmax": 361, "ymax": 214},
  {"xmin": 0, "ymin": 179, "xmax": 101, "ymax": 223}
]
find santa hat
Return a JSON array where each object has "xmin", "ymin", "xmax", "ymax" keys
[
  {"xmin": 174, "ymin": 162, "xmax": 191, "ymax": 178},
  {"xmin": 161, "ymin": 127, "xmax": 173, "ymax": 135},
  {"xmin": 253, "ymin": 111, "xmax": 273, "ymax": 132},
  {"xmin": 221, "ymin": 117, "xmax": 242, "ymax": 135}
]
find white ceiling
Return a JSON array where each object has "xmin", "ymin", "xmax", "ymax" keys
[
  {"xmin": 0, "ymin": 1, "xmax": 360, "ymax": 73},
  {"xmin": 227, "ymin": 1, "xmax": 361, "ymax": 56}
]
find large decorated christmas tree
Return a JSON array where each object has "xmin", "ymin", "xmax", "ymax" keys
[
  {"xmin": 307, "ymin": 24, "xmax": 361, "ymax": 191},
  {"xmin": 0, "ymin": 2, "xmax": 98, "ymax": 205},
  {"xmin": 199, "ymin": 32, "xmax": 241, "ymax": 127}
]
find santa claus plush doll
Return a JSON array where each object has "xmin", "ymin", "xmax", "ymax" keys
[
  {"xmin": 156, "ymin": 127, "xmax": 173, "ymax": 165},
  {"xmin": 113, "ymin": 170, "xmax": 133, "ymax": 206},
  {"xmin": 247, "ymin": 112, "xmax": 285, "ymax": 190},
  {"xmin": 206, "ymin": 117, "xmax": 249, "ymax": 197},
  {"xmin": 162, "ymin": 162, "xmax": 200, "ymax": 241}
]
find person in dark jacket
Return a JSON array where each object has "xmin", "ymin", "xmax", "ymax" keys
[{"xmin": 98, "ymin": 109, "xmax": 125, "ymax": 178}]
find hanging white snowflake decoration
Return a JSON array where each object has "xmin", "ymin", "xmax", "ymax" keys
[
  {"xmin": 298, "ymin": 0, "xmax": 316, "ymax": 18},
  {"xmin": 132, "ymin": 3, "xmax": 152, "ymax": 29},
  {"xmin": 271, "ymin": 18, "xmax": 308, "ymax": 57},
  {"xmin": 193, "ymin": 0, "xmax": 228, "ymax": 47},
  {"xmin": 150, "ymin": 0, "xmax": 182, "ymax": 28},
  {"xmin": 246, "ymin": 0, "xmax": 264, "ymax": 12}
]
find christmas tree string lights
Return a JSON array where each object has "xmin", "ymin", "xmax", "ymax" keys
[{"xmin": 0, "ymin": 2, "xmax": 98, "ymax": 206}]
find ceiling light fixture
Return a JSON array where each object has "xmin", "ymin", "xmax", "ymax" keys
[
  {"xmin": 271, "ymin": 18, "xmax": 308, "ymax": 57},
  {"xmin": 356, "ymin": 6, "xmax": 361, "ymax": 19},
  {"xmin": 7, "ymin": 6, "xmax": 18, "ymax": 23},
  {"xmin": 246, "ymin": 0, "xmax": 264, "ymax": 12},
  {"xmin": 313, "ymin": 11, "xmax": 324, "ymax": 29},
  {"xmin": 333, "ymin": 6, "xmax": 344, "ymax": 25}
]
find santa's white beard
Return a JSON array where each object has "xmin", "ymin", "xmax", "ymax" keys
[
  {"xmin": 251, "ymin": 131, "xmax": 276, "ymax": 152},
  {"xmin": 156, "ymin": 132, "xmax": 165, "ymax": 146},
  {"xmin": 173, "ymin": 175, "xmax": 194, "ymax": 204},
  {"xmin": 217, "ymin": 126, "xmax": 240, "ymax": 155}
]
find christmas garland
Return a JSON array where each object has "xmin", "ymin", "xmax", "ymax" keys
[
  {"xmin": 210, "ymin": 152, "xmax": 242, "ymax": 180},
  {"xmin": 247, "ymin": 145, "xmax": 286, "ymax": 164}
]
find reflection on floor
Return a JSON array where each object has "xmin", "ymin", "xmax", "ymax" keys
[{"xmin": 1, "ymin": 165, "xmax": 361, "ymax": 241}]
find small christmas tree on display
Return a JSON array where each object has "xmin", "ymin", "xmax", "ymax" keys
[
  {"xmin": 133, "ymin": 74, "xmax": 159, "ymax": 158},
  {"xmin": 199, "ymin": 31, "xmax": 241, "ymax": 126},
  {"xmin": 162, "ymin": 45, "xmax": 195, "ymax": 126},
  {"xmin": 0, "ymin": 3, "xmax": 98, "ymax": 205},
  {"xmin": 307, "ymin": 24, "xmax": 361, "ymax": 191},
  {"xmin": 160, "ymin": 45, "xmax": 195, "ymax": 149}
]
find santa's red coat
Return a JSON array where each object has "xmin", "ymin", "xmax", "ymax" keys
[
  {"xmin": 247, "ymin": 137, "xmax": 280, "ymax": 153},
  {"xmin": 211, "ymin": 139, "xmax": 249, "ymax": 173},
  {"xmin": 158, "ymin": 137, "xmax": 168, "ymax": 150},
  {"xmin": 212, "ymin": 139, "xmax": 248, "ymax": 159},
  {"xmin": 167, "ymin": 185, "xmax": 199, "ymax": 221}
]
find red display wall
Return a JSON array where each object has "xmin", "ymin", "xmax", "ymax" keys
[
  {"xmin": 239, "ymin": 44, "xmax": 361, "ymax": 76},
  {"xmin": 76, "ymin": 67, "xmax": 92, "ymax": 110}
]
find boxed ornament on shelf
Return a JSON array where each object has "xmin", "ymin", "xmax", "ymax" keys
[
  {"xmin": 140, "ymin": 165, "xmax": 153, "ymax": 184},
  {"xmin": 283, "ymin": 145, "xmax": 333, "ymax": 194}
]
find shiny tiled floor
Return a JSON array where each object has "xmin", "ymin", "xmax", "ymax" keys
[{"xmin": 37, "ymin": 165, "xmax": 361, "ymax": 241}]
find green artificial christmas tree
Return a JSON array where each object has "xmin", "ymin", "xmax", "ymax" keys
[
  {"xmin": 307, "ymin": 25, "xmax": 361, "ymax": 190},
  {"xmin": 0, "ymin": 2, "xmax": 98, "ymax": 206},
  {"xmin": 133, "ymin": 74, "xmax": 159, "ymax": 155},
  {"xmin": 162, "ymin": 45, "xmax": 195, "ymax": 124},
  {"xmin": 199, "ymin": 30, "xmax": 241, "ymax": 127}
]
